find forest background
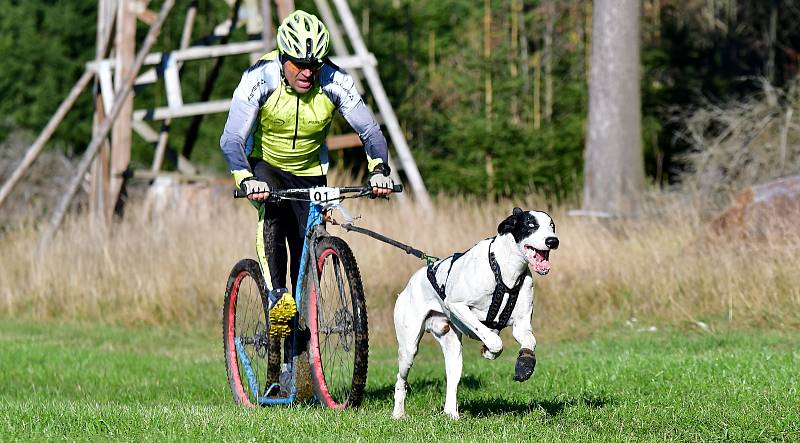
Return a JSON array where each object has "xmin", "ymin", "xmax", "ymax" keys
[{"xmin": 3, "ymin": 0, "xmax": 800, "ymax": 203}]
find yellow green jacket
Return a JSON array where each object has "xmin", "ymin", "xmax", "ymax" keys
[{"xmin": 220, "ymin": 50, "xmax": 388, "ymax": 184}]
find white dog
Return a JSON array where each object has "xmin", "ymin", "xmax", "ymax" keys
[{"xmin": 392, "ymin": 208, "xmax": 559, "ymax": 420}]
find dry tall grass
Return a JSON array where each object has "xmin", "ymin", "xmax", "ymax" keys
[{"xmin": 1, "ymin": 178, "xmax": 799, "ymax": 340}]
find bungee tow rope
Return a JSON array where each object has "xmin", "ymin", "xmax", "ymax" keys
[
  {"xmin": 322, "ymin": 207, "xmax": 438, "ymax": 266},
  {"xmin": 338, "ymin": 222, "xmax": 439, "ymax": 266}
]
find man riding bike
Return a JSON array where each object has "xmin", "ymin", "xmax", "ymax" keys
[{"xmin": 219, "ymin": 10, "xmax": 394, "ymax": 334}]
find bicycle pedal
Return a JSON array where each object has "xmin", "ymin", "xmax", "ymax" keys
[{"xmin": 268, "ymin": 293, "xmax": 297, "ymax": 339}]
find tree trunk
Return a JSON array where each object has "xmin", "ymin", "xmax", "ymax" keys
[
  {"xmin": 542, "ymin": 0, "xmax": 554, "ymax": 123},
  {"xmin": 581, "ymin": 0, "xmax": 644, "ymax": 216},
  {"xmin": 510, "ymin": 0, "xmax": 519, "ymax": 123},
  {"xmin": 484, "ymin": 0, "xmax": 493, "ymax": 123}
]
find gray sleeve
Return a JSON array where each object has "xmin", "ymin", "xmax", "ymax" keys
[
  {"xmin": 321, "ymin": 67, "xmax": 389, "ymax": 168},
  {"xmin": 219, "ymin": 60, "xmax": 280, "ymax": 177}
]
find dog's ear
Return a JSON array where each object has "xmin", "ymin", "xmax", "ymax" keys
[{"xmin": 498, "ymin": 208, "xmax": 523, "ymax": 234}]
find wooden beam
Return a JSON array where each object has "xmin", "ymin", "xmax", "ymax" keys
[
  {"xmin": 89, "ymin": 0, "xmax": 117, "ymax": 221},
  {"xmin": 110, "ymin": 0, "xmax": 139, "ymax": 218},
  {"xmin": 326, "ymin": 133, "xmax": 362, "ymax": 150},
  {"xmin": 132, "ymin": 120, "xmax": 159, "ymax": 143},
  {"xmin": 135, "ymin": 100, "xmax": 232, "ymax": 121},
  {"xmin": 89, "ymin": 43, "xmax": 378, "ymax": 83},
  {"xmin": 132, "ymin": 0, "xmax": 157, "ymax": 25},
  {"xmin": 97, "ymin": 61, "xmax": 115, "ymax": 116},
  {"xmin": 0, "ymin": 70, "xmax": 94, "ymax": 210},
  {"xmin": 90, "ymin": 110, "xmax": 111, "ymax": 222},
  {"xmin": 88, "ymin": 41, "xmax": 264, "ymax": 73},
  {"xmin": 276, "ymin": 0, "xmax": 295, "ymax": 21},
  {"xmin": 314, "ymin": 0, "xmax": 366, "ymax": 94},
  {"xmin": 163, "ymin": 54, "xmax": 183, "ymax": 108},
  {"xmin": 261, "ymin": 0, "xmax": 273, "ymax": 52},
  {"xmin": 38, "ymin": 0, "xmax": 175, "ymax": 253},
  {"xmin": 136, "ymin": 9, "xmax": 157, "ymax": 25}
]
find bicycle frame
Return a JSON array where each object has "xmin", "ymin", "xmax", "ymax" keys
[
  {"xmin": 236, "ymin": 201, "xmax": 326, "ymax": 406},
  {"xmin": 230, "ymin": 184, "xmax": 400, "ymax": 407}
]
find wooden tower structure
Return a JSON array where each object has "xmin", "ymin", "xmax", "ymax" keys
[{"xmin": 0, "ymin": 0, "xmax": 432, "ymax": 250}]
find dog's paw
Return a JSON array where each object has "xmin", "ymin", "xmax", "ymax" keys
[
  {"xmin": 391, "ymin": 410, "xmax": 406, "ymax": 420},
  {"xmin": 514, "ymin": 348, "xmax": 536, "ymax": 382},
  {"xmin": 443, "ymin": 408, "xmax": 460, "ymax": 420},
  {"xmin": 480, "ymin": 344, "xmax": 503, "ymax": 360}
]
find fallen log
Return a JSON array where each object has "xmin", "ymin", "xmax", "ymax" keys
[{"xmin": 711, "ymin": 175, "xmax": 800, "ymax": 238}]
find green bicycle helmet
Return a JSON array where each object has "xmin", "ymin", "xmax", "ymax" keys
[{"xmin": 277, "ymin": 10, "xmax": 330, "ymax": 64}]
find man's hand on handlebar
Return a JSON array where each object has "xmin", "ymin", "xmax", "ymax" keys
[
  {"xmin": 368, "ymin": 164, "xmax": 394, "ymax": 198},
  {"xmin": 240, "ymin": 177, "xmax": 271, "ymax": 201}
]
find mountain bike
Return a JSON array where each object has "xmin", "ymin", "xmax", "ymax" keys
[{"xmin": 222, "ymin": 184, "xmax": 402, "ymax": 409}]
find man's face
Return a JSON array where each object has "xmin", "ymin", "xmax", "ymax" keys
[{"xmin": 283, "ymin": 59, "xmax": 321, "ymax": 93}]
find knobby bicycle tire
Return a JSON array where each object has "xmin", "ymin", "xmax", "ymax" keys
[
  {"xmin": 222, "ymin": 259, "xmax": 276, "ymax": 407},
  {"xmin": 305, "ymin": 236, "xmax": 369, "ymax": 409}
]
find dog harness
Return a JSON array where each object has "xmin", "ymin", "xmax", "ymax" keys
[{"xmin": 426, "ymin": 237, "xmax": 529, "ymax": 330}]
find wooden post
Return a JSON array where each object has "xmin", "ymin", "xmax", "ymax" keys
[
  {"xmin": 38, "ymin": 0, "xmax": 175, "ymax": 254},
  {"xmin": 90, "ymin": 0, "xmax": 116, "ymax": 223},
  {"xmin": 261, "ymin": 0, "xmax": 273, "ymax": 52},
  {"xmin": 314, "ymin": 0, "xmax": 366, "ymax": 93},
  {"xmin": 0, "ymin": 71, "xmax": 94, "ymax": 211},
  {"xmin": 275, "ymin": 0, "xmax": 294, "ymax": 21},
  {"xmin": 91, "ymin": 94, "xmax": 110, "ymax": 224},
  {"xmin": 109, "ymin": 0, "xmax": 138, "ymax": 218}
]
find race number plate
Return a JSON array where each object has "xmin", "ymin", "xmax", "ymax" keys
[{"xmin": 310, "ymin": 187, "xmax": 340, "ymax": 205}]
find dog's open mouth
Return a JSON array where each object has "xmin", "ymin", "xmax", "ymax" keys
[{"xmin": 524, "ymin": 246, "xmax": 551, "ymax": 275}]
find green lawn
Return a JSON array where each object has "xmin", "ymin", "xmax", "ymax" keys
[{"xmin": 0, "ymin": 320, "xmax": 797, "ymax": 441}]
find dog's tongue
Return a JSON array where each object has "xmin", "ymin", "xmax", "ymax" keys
[{"xmin": 524, "ymin": 248, "xmax": 551, "ymax": 275}]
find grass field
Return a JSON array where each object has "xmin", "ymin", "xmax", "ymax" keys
[{"xmin": 1, "ymin": 320, "xmax": 797, "ymax": 441}]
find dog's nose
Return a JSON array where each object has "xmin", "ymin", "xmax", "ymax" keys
[{"xmin": 545, "ymin": 237, "xmax": 559, "ymax": 249}]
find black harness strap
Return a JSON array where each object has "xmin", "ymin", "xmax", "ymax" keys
[
  {"xmin": 482, "ymin": 243, "xmax": 528, "ymax": 330},
  {"xmin": 426, "ymin": 237, "xmax": 530, "ymax": 331},
  {"xmin": 426, "ymin": 252, "xmax": 464, "ymax": 300}
]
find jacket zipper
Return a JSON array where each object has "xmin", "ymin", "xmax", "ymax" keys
[{"xmin": 292, "ymin": 95, "xmax": 300, "ymax": 150}]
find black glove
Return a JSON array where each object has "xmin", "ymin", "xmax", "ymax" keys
[
  {"xmin": 366, "ymin": 163, "xmax": 393, "ymax": 197},
  {"xmin": 514, "ymin": 348, "xmax": 536, "ymax": 382}
]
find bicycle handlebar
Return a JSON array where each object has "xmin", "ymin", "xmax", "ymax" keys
[{"xmin": 232, "ymin": 184, "xmax": 404, "ymax": 200}]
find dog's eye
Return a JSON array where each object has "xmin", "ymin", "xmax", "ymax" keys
[{"xmin": 550, "ymin": 222, "xmax": 556, "ymax": 232}]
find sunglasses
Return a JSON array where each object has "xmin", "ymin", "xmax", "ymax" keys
[{"xmin": 288, "ymin": 59, "xmax": 323, "ymax": 72}]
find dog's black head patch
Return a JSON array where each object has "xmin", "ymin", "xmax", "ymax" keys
[{"xmin": 498, "ymin": 207, "xmax": 540, "ymax": 242}]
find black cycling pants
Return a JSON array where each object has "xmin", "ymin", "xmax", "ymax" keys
[{"xmin": 251, "ymin": 159, "xmax": 326, "ymax": 292}]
